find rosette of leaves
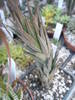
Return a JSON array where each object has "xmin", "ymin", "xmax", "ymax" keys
[
  {"xmin": 41, "ymin": 4, "xmax": 70, "ymax": 26},
  {"xmin": 67, "ymin": 17, "xmax": 75, "ymax": 34},
  {"xmin": 41, "ymin": 4, "xmax": 55, "ymax": 26},
  {"xmin": 54, "ymin": 9, "xmax": 70, "ymax": 24},
  {"xmin": 7, "ymin": 0, "xmax": 54, "ymax": 86},
  {"xmin": 59, "ymin": 15, "xmax": 70, "ymax": 24}
]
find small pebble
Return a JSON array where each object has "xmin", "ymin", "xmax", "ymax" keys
[
  {"xmin": 48, "ymin": 90, "xmax": 53, "ymax": 96},
  {"xmin": 60, "ymin": 94, "xmax": 63, "ymax": 98},
  {"xmin": 67, "ymin": 76, "xmax": 71, "ymax": 79},
  {"xmin": 29, "ymin": 74, "xmax": 33, "ymax": 79},
  {"xmin": 60, "ymin": 70, "xmax": 64, "ymax": 73},
  {"xmin": 59, "ymin": 90, "xmax": 63, "ymax": 94},
  {"xmin": 68, "ymin": 80, "xmax": 72, "ymax": 84},
  {"xmin": 33, "ymin": 83, "xmax": 36, "ymax": 87},
  {"xmin": 66, "ymin": 87, "xmax": 69, "ymax": 91},
  {"xmin": 30, "ymin": 83, "xmax": 33, "ymax": 87},
  {"xmin": 34, "ymin": 75, "xmax": 38, "ymax": 79},
  {"xmin": 37, "ymin": 93, "xmax": 40, "ymax": 97},
  {"xmin": 25, "ymin": 75, "xmax": 28, "ymax": 79}
]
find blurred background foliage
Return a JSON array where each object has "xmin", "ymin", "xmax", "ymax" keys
[
  {"xmin": 0, "ymin": 43, "xmax": 33, "ymax": 69},
  {"xmin": 41, "ymin": 4, "xmax": 70, "ymax": 27}
]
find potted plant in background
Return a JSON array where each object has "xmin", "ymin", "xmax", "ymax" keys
[
  {"xmin": 41, "ymin": 4, "xmax": 55, "ymax": 38},
  {"xmin": 41, "ymin": 4, "xmax": 70, "ymax": 38},
  {"xmin": 63, "ymin": 17, "xmax": 75, "ymax": 52}
]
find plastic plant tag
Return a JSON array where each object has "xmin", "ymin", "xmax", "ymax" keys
[
  {"xmin": 19, "ymin": 0, "xmax": 23, "ymax": 7},
  {"xmin": 51, "ymin": 43, "xmax": 57, "ymax": 59},
  {"xmin": 58, "ymin": 0, "xmax": 63, "ymax": 9},
  {"xmin": 42, "ymin": 16, "xmax": 45, "ymax": 26},
  {"xmin": 4, "ymin": 1, "xmax": 10, "ymax": 15},
  {"xmin": 0, "ymin": 9, "xmax": 13, "ymax": 42},
  {"xmin": 8, "ymin": 58, "xmax": 16, "ymax": 83},
  {"xmin": 0, "ymin": 9, "xmax": 6, "ymax": 24},
  {"xmin": 53, "ymin": 23, "xmax": 63, "ymax": 40}
]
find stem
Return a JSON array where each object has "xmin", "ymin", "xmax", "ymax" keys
[
  {"xmin": 16, "ymin": 77, "xmax": 34, "ymax": 100},
  {"xmin": 0, "ymin": 29, "xmax": 11, "ymax": 92}
]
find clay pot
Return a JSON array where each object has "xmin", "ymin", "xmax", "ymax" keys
[{"xmin": 63, "ymin": 32, "xmax": 75, "ymax": 52}]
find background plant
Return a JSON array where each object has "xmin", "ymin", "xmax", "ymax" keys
[
  {"xmin": 0, "ymin": 44, "xmax": 33, "ymax": 69},
  {"xmin": 67, "ymin": 17, "xmax": 75, "ymax": 34},
  {"xmin": 65, "ymin": 0, "xmax": 75, "ymax": 15},
  {"xmin": 41, "ymin": 4, "xmax": 70, "ymax": 26},
  {"xmin": 41, "ymin": 4, "xmax": 56, "ymax": 26}
]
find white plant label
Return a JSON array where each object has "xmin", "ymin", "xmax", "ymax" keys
[
  {"xmin": 58, "ymin": 0, "xmax": 63, "ymax": 9},
  {"xmin": 51, "ymin": 43, "xmax": 57, "ymax": 59},
  {"xmin": 19, "ymin": 0, "xmax": 23, "ymax": 7},
  {"xmin": 0, "ymin": 9, "xmax": 6, "ymax": 24},
  {"xmin": 8, "ymin": 58, "xmax": 16, "ymax": 83},
  {"xmin": 4, "ymin": 1, "xmax": 10, "ymax": 15},
  {"xmin": 53, "ymin": 23, "xmax": 63, "ymax": 40},
  {"xmin": 42, "ymin": 16, "xmax": 45, "ymax": 26}
]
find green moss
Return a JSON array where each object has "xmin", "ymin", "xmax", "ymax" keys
[
  {"xmin": 0, "ymin": 44, "xmax": 33, "ymax": 69},
  {"xmin": 0, "ymin": 46, "xmax": 7, "ymax": 64}
]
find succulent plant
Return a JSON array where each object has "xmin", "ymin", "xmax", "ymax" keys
[
  {"xmin": 67, "ymin": 17, "xmax": 75, "ymax": 34},
  {"xmin": 59, "ymin": 15, "xmax": 70, "ymax": 24},
  {"xmin": 41, "ymin": 4, "xmax": 56, "ymax": 26},
  {"xmin": 41, "ymin": 4, "xmax": 70, "ymax": 26},
  {"xmin": 6, "ymin": 0, "xmax": 55, "ymax": 86},
  {"xmin": 0, "ymin": 44, "xmax": 33, "ymax": 69}
]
